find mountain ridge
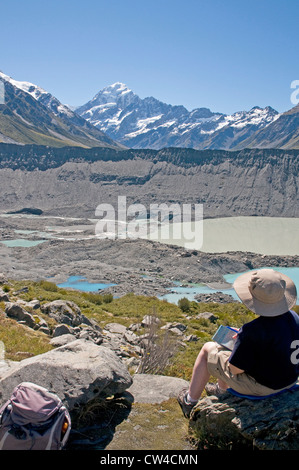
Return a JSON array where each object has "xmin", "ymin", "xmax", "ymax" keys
[
  {"xmin": 1, "ymin": 72, "xmax": 298, "ymax": 151},
  {"xmin": 76, "ymin": 82, "xmax": 289, "ymax": 150},
  {"xmin": 0, "ymin": 72, "xmax": 125, "ymax": 149}
]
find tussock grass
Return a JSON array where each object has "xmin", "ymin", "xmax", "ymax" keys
[{"xmin": 0, "ymin": 314, "xmax": 53, "ymax": 361}]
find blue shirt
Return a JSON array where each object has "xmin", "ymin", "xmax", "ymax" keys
[{"xmin": 229, "ymin": 310, "xmax": 299, "ymax": 390}]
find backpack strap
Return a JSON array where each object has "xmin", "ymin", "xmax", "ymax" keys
[
  {"xmin": 45, "ymin": 406, "xmax": 70, "ymax": 450},
  {"xmin": 0, "ymin": 402, "xmax": 12, "ymax": 425},
  {"xmin": 60, "ymin": 407, "xmax": 71, "ymax": 449},
  {"xmin": 0, "ymin": 430, "xmax": 10, "ymax": 450},
  {"xmin": 0, "ymin": 404, "xmax": 13, "ymax": 451}
]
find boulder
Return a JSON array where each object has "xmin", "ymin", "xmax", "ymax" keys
[
  {"xmin": 34, "ymin": 316, "xmax": 51, "ymax": 335},
  {"xmin": 0, "ymin": 289, "xmax": 9, "ymax": 302},
  {"xmin": 196, "ymin": 312, "xmax": 219, "ymax": 323},
  {"xmin": 194, "ymin": 292, "xmax": 237, "ymax": 304},
  {"xmin": 141, "ymin": 315, "xmax": 160, "ymax": 328},
  {"xmin": 0, "ymin": 339, "xmax": 133, "ymax": 412},
  {"xmin": 184, "ymin": 334, "xmax": 199, "ymax": 342},
  {"xmin": 0, "ymin": 273, "xmax": 8, "ymax": 285},
  {"xmin": 13, "ymin": 287, "xmax": 29, "ymax": 295},
  {"xmin": 50, "ymin": 334, "xmax": 76, "ymax": 347},
  {"xmin": 161, "ymin": 322, "xmax": 187, "ymax": 336},
  {"xmin": 190, "ymin": 388, "xmax": 299, "ymax": 450},
  {"xmin": 28, "ymin": 300, "xmax": 41, "ymax": 309},
  {"xmin": 5, "ymin": 302, "xmax": 36, "ymax": 329},
  {"xmin": 53, "ymin": 323, "xmax": 75, "ymax": 337},
  {"xmin": 123, "ymin": 330, "xmax": 138, "ymax": 344},
  {"xmin": 126, "ymin": 373, "xmax": 189, "ymax": 404},
  {"xmin": 0, "ymin": 360, "xmax": 19, "ymax": 379},
  {"xmin": 104, "ymin": 323, "xmax": 127, "ymax": 335},
  {"xmin": 78, "ymin": 326, "xmax": 103, "ymax": 344},
  {"xmin": 15, "ymin": 299, "xmax": 38, "ymax": 309},
  {"xmin": 41, "ymin": 300, "xmax": 91, "ymax": 327}
]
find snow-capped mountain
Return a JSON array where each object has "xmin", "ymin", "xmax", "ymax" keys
[
  {"xmin": 232, "ymin": 103, "xmax": 299, "ymax": 150},
  {"xmin": 1, "ymin": 72, "xmax": 296, "ymax": 151},
  {"xmin": 0, "ymin": 72, "xmax": 124, "ymax": 149},
  {"xmin": 76, "ymin": 83, "xmax": 281, "ymax": 150}
]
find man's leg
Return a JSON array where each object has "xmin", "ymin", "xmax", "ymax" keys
[
  {"xmin": 178, "ymin": 341, "xmax": 229, "ymax": 417},
  {"xmin": 188, "ymin": 341, "xmax": 227, "ymax": 401}
]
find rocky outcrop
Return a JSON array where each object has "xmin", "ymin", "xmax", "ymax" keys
[
  {"xmin": 4, "ymin": 299, "xmax": 99, "ymax": 337},
  {"xmin": 0, "ymin": 339, "xmax": 132, "ymax": 412},
  {"xmin": 195, "ymin": 312, "xmax": 219, "ymax": 322},
  {"xmin": 1, "ymin": 286, "xmax": 192, "ymax": 372},
  {"xmin": 5, "ymin": 302, "xmax": 37, "ymax": 329},
  {"xmin": 0, "ymin": 289, "xmax": 9, "ymax": 302},
  {"xmin": 194, "ymin": 292, "xmax": 237, "ymax": 303},
  {"xmin": 125, "ymin": 374, "xmax": 189, "ymax": 404},
  {"xmin": 190, "ymin": 388, "xmax": 299, "ymax": 450},
  {"xmin": 40, "ymin": 300, "xmax": 93, "ymax": 327}
]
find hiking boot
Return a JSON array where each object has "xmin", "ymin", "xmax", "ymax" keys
[
  {"xmin": 177, "ymin": 388, "xmax": 197, "ymax": 418},
  {"xmin": 205, "ymin": 382, "xmax": 226, "ymax": 397}
]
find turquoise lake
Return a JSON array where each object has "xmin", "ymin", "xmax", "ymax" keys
[
  {"xmin": 1, "ymin": 239, "xmax": 46, "ymax": 248},
  {"xmin": 55, "ymin": 269, "xmax": 299, "ymax": 306},
  {"xmin": 57, "ymin": 276, "xmax": 116, "ymax": 292},
  {"xmin": 161, "ymin": 267, "xmax": 299, "ymax": 304}
]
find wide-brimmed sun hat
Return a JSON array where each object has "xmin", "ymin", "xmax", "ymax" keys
[{"xmin": 233, "ymin": 268, "xmax": 297, "ymax": 316}]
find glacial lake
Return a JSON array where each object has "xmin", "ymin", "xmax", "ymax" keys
[
  {"xmin": 57, "ymin": 276, "xmax": 116, "ymax": 292},
  {"xmin": 148, "ymin": 216, "xmax": 299, "ymax": 256},
  {"xmin": 54, "ymin": 268, "xmax": 299, "ymax": 307},
  {"xmin": 2, "ymin": 214, "xmax": 299, "ymax": 255},
  {"xmin": 161, "ymin": 267, "xmax": 299, "ymax": 305},
  {"xmin": 1, "ymin": 239, "xmax": 46, "ymax": 248}
]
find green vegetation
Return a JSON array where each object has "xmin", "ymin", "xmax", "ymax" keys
[
  {"xmin": 0, "ymin": 278, "xmax": 258, "ymax": 380},
  {"xmin": 106, "ymin": 399, "xmax": 191, "ymax": 451},
  {"xmin": 0, "ymin": 313, "xmax": 52, "ymax": 361},
  {"xmin": 178, "ymin": 297, "xmax": 191, "ymax": 312}
]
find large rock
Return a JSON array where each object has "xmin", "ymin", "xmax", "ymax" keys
[
  {"xmin": 16, "ymin": 299, "xmax": 41, "ymax": 310},
  {"xmin": 194, "ymin": 292, "xmax": 237, "ymax": 303},
  {"xmin": 0, "ymin": 339, "xmax": 132, "ymax": 412},
  {"xmin": 190, "ymin": 387, "xmax": 299, "ymax": 450},
  {"xmin": 126, "ymin": 374, "xmax": 189, "ymax": 404},
  {"xmin": 0, "ymin": 289, "xmax": 9, "ymax": 302},
  {"xmin": 5, "ymin": 302, "xmax": 36, "ymax": 329},
  {"xmin": 52, "ymin": 323, "xmax": 75, "ymax": 337},
  {"xmin": 41, "ymin": 300, "xmax": 92, "ymax": 327},
  {"xmin": 196, "ymin": 312, "xmax": 219, "ymax": 323},
  {"xmin": 0, "ymin": 273, "xmax": 8, "ymax": 285}
]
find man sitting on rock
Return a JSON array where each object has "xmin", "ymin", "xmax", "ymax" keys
[{"xmin": 178, "ymin": 269, "xmax": 299, "ymax": 418}]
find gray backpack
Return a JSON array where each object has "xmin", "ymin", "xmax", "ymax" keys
[{"xmin": 0, "ymin": 382, "xmax": 71, "ymax": 450}]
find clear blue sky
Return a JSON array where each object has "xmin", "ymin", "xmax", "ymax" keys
[{"xmin": 1, "ymin": 0, "xmax": 298, "ymax": 114}]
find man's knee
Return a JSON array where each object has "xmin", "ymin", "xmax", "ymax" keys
[
  {"xmin": 203, "ymin": 341, "xmax": 216, "ymax": 351},
  {"xmin": 201, "ymin": 341, "xmax": 216, "ymax": 357}
]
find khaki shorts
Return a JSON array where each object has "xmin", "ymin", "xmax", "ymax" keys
[{"xmin": 207, "ymin": 343, "xmax": 294, "ymax": 396}]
